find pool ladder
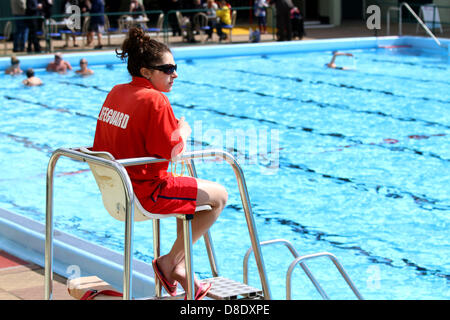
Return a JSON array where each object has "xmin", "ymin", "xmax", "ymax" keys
[
  {"xmin": 387, "ymin": 2, "xmax": 448, "ymax": 51},
  {"xmin": 45, "ymin": 148, "xmax": 363, "ymax": 300}
]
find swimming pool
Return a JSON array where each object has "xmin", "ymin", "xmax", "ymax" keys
[{"xmin": 0, "ymin": 38, "xmax": 449, "ymax": 300}]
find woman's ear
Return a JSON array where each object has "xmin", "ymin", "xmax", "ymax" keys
[{"xmin": 140, "ymin": 67, "xmax": 152, "ymax": 79}]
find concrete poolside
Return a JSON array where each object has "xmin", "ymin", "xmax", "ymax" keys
[
  {"xmin": 0, "ymin": 250, "xmax": 73, "ymax": 300},
  {"xmin": 0, "ymin": 19, "xmax": 448, "ymax": 301}
]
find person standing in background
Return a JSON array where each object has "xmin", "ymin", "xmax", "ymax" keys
[
  {"xmin": 38, "ymin": 0, "xmax": 53, "ymax": 19},
  {"xmin": 25, "ymin": 0, "xmax": 42, "ymax": 53},
  {"xmin": 269, "ymin": 0, "xmax": 294, "ymax": 41},
  {"xmin": 11, "ymin": 0, "xmax": 28, "ymax": 52},
  {"xmin": 86, "ymin": 0, "xmax": 105, "ymax": 49},
  {"xmin": 254, "ymin": 0, "xmax": 268, "ymax": 34},
  {"xmin": 164, "ymin": 0, "xmax": 182, "ymax": 37}
]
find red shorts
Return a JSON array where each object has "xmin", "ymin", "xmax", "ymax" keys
[{"xmin": 141, "ymin": 175, "xmax": 198, "ymax": 215}]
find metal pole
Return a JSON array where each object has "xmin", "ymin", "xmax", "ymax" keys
[
  {"xmin": 203, "ymin": 232, "xmax": 219, "ymax": 277},
  {"xmin": 183, "ymin": 217, "xmax": 195, "ymax": 300},
  {"xmin": 243, "ymin": 239, "xmax": 328, "ymax": 300},
  {"xmin": 228, "ymin": 156, "xmax": 271, "ymax": 299},
  {"xmin": 44, "ymin": 151, "xmax": 60, "ymax": 300},
  {"xmin": 152, "ymin": 219, "xmax": 162, "ymax": 297},
  {"xmin": 400, "ymin": 2, "xmax": 443, "ymax": 47},
  {"xmin": 118, "ymin": 165, "xmax": 135, "ymax": 300},
  {"xmin": 286, "ymin": 252, "xmax": 363, "ymax": 300}
]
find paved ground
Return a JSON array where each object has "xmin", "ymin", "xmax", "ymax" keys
[
  {"xmin": 0, "ymin": 250, "xmax": 73, "ymax": 300},
  {"xmin": 0, "ymin": 19, "xmax": 448, "ymax": 300}
]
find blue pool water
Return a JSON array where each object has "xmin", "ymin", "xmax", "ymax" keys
[{"xmin": 0, "ymin": 47, "xmax": 449, "ymax": 300}]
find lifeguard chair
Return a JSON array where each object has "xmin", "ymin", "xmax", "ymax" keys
[{"xmin": 45, "ymin": 148, "xmax": 363, "ymax": 300}]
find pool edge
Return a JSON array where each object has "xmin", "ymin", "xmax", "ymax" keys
[{"xmin": 0, "ymin": 36, "xmax": 448, "ymax": 71}]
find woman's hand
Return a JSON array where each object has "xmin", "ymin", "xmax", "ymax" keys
[
  {"xmin": 178, "ymin": 117, "xmax": 192, "ymax": 141},
  {"xmin": 170, "ymin": 117, "xmax": 192, "ymax": 159}
]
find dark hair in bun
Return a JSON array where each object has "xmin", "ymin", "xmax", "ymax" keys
[{"xmin": 116, "ymin": 27, "xmax": 171, "ymax": 77}]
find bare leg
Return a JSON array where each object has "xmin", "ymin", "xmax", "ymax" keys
[
  {"xmin": 97, "ymin": 32, "xmax": 102, "ymax": 46},
  {"xmin": 155, "ymin": 178, "xmax": 227, "ymax": 290}
]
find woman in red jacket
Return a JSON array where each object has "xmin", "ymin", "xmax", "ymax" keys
[{"xmin": 93, "ymin": 27, "xmax": 227, "ymax": 299}]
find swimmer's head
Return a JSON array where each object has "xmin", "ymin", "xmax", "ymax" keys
[
  {"xmin": 11, "ymin": 56, "xmax": 20, "ymax": 65},
  {"xmin": 26, "ymin": 68, "xmax": 35, "ymax": 78},
  {"xmin": 79, "ymin": 58, "xmax": 88, "ymax": 66},
  {"xmin": 54, "ymin": 52, "xmax": 63, "ymax": 61}
]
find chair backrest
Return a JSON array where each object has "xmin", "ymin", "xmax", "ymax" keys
[
  {"xmin": 156, "ymin": 13, "xmax": 164, "ymax": 30},
  {"xmin": 103, "ymin": 14, "xmax": 110, "ymax": 31},
  {"xmin": 48, "ymin": 18, "xmax": 59, "ymax": 35},
  {"xmin": 3, "ymin": 21, "xmax": 12, "ymax": 39},
  {"xmin": 193, "ymin": 12, "xmax": 208, "ymax": 30},
  {"xmin": 79, "ymin": 147, "xmax": 152, "ymax": 222},
  {"xmin": 231, "ymin": 10, "xmax": 237, "ymax": 26},
  {"xmin": 175, "ymin": 11, "xmax": 187, "ymax": 28}
]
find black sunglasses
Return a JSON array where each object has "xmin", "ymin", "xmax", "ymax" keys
[{"xmin": 149, "ymin": 64, "xmax": 177, "ymax": 75}]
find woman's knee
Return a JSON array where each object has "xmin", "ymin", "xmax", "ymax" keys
[
  {"xmin": 216, "ymin": 183, "xmax": 228, "ymax": 208},
  {"xmin": 197, "ymin": 179, "xmax": 228, "ymax": 209}
]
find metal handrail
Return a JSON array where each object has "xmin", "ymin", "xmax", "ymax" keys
[
  {"xmin": 45, "ymin": 147, "xmax": 271, "ymax": 300},
  {"xmin": 45, "ymin": 148, "xmax": 136, "ymax": 300},
  {"xmin": 243, "ymin": 239, "xmax": 329, "ymax": 299},
  {"xmin": 399, "ymin": 2, "xmax": 446, "ymax": 48},
  {"xmin": 386, "ymin": 6, "xmax": 400, "ymax": 36},
  {"xmin": 286, "ymin": 252, "xmax": 364, "ymax": 300}
]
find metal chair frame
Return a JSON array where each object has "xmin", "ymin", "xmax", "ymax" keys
[{"xmin": 45, "ymin": 148, "xmax": 271, "ymax": 300}]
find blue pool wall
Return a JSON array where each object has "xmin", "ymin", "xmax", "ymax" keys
[
  {"xmin": 0, "ymin": 35, "xmax": 448, "ymax": 299},
  {"xmin": 0, "ymin": 36, "xmax": 449, "ymax": 72}
]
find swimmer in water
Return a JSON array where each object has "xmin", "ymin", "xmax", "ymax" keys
[
  {"xmin": 5, "ymin": 56, "xmax": 23, "ymax": 75},
  {"xmin": 76, "ymin": 58, "xmax": 94, "ymax": 76},
  {"xmin": 326, "ymin": 51, "xmax": 354, "ymax": 70},
  {"xmin": 46, "ymin": 52, "xmax": 73, "ymax": 73},
  {"xmin": 22, "ymin": 68, "xmax": 43, "ymax": 86}
]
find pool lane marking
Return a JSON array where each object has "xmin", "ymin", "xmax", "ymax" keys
[
  {"xmin": 231, "ymin": 69, "xmax": 450, "ymax": 106},
  {"xmin": 171, "ymin": 99, "xmax": 449, "ymax": 164},
  {"xmin": 1, "ymin": 119, "xmax": 446, "ymax": 214},
  {"xmin": 0, "ymin": 131, "xmax": 54, "ymax": 154},
  {"xmin": 58, "ymin": 80, "xmax": 110, "ymax": 93},
  {"xmin": 176, "ymin": 79, "xmax": 450, "ymax": 131},
  {"xmin": 250, "ymin": 56, "xmax": 450, "ymax": 85},
  {"xmin": 4, "ymin": 95, "xmax": 98, "ymax": 120},
  {"xmin": 16, "ymin": 80, "xmax": 445, "ymax": 164},
  {"xmin": 370, "ymin": 58, "xmax": 449, "ymax": 71},
  {"xmin": 0, "ymin": 136, "xmax": 445, "ymax": 281},
  {"xmin": 354, "ymin": 69, "xmax": 450, "ymax": 86},
  {"xmin": 5, "ymin": 86, "xmax": 448, "ymax": 165},
  {"xmin": 225, "ymin": 204, "xmax": 450, "ymax": 281}
]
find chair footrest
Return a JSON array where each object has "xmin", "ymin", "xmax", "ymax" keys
[{"xmin": 203, "ymin": 277, "xmax": 263, "ymax": 300}]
